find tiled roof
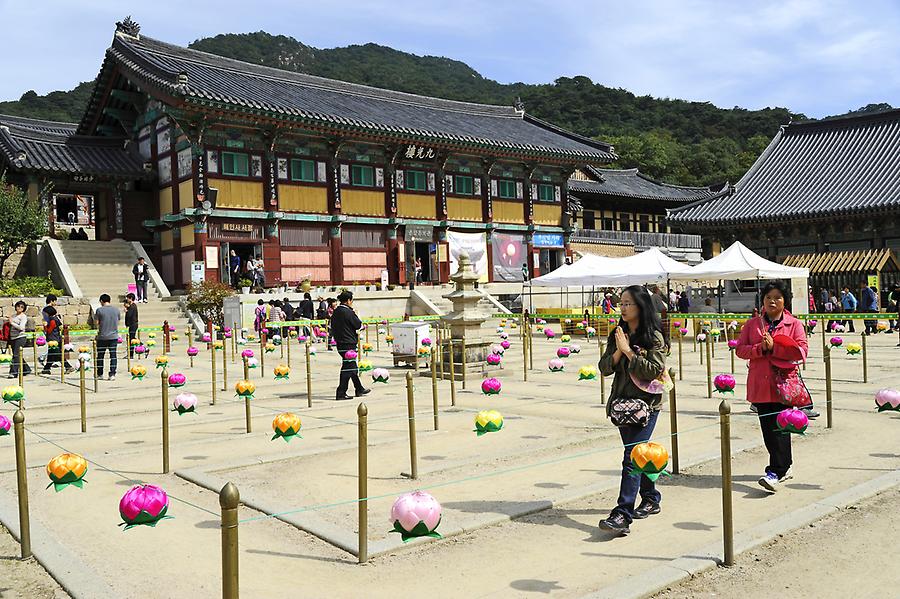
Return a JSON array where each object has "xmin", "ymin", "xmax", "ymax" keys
[
  {"xmin": 0, "ymin": 114, "xmax": 146, "ymax": 178},
  {"xmin": 82, "ymin": 29, "xmax": 615, "ymax": 162},
  {"xmin": 568, "ymin": 167, "xmax": 719, "ymax": 202},
  {"xmin": 668, "ymin": 109, "xmax": 900, "ymax": 226}
]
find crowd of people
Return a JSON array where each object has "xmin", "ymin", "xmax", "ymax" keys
[{"xmin": 814, "ymin": 282, "xmax": 898, "ymax": 335}]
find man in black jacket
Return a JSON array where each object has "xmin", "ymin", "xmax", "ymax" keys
[
  {"xmin": 124, "ymin": 293, "xmax": 139, "ymax": 357},
  {"xmin": 331, "ymin": 291, "xmax": 370, "ymax": 400},
  {"xmin": 297, "ymin": 292, "xmax": 315, "ymax": 336}
]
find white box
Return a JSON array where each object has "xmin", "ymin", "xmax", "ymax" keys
[{"xmin": 392, "ymin": 321, "xmax": 432, "ymax": 363}]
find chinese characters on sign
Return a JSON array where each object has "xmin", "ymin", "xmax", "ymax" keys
[{"xmin": 404, "ymin": 144, "xmax": 436, "ymax": 160}]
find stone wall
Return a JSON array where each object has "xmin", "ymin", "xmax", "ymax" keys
[{"xmin": 0, "ymin": 297, "xmax": 94, "ymax": 327}]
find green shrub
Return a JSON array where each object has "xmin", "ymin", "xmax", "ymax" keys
[
  {"xmin": 185, "ymin": 280, "xmax": 234, "ymax": 328},
  {"xmin": 0, "ymin": 276, "xmax": 64, "ymax": 297}
]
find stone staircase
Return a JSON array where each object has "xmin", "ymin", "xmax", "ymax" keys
[{"xmin": 55, "ymin": 240, "xmax": 191, "ymax": 333}]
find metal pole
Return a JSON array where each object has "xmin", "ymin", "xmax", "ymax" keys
[
  {"xmin": 825, "ymin": 345, "xmax": 833, "ymax": 429},
  {"xmin": 163, "ymin": 320, "xmax": 170, "ymax": 355},
  {"xmin": 449, "ymin": 339, "xmax": 457, "ymax": 407},
  {"xmin": 599, "ymin": 341, "xmax": 606, "ymax": 405},
  {"xmin": 91, "ymin": 339, "xmax": 98, "ymax": 393},
  {"xmin": 79, "ymin": 359, "xmax": 86, "ymax": 432},
  {"xmin": 305, "ymin": 341, "xmax": 312, "ymax": 408},
  {"xmin": 286, "ymin": 329, "xmax": 291, "ymax": 368},
  {"xmin": 523, "ymin": 325, "xmax": 528, "ymax": 382},
  {"xmin": 244, "ymin": 392, "xmax": 252, "ymax": 434},
  {"xmin": 222, "ymin": 339, "xmax": 228, "ymax": 392},
  {"xmin": 162, "ymin": 369, "xmax": 170, "ymax": 474},
  {"xmin": 431, "ymin": 346, "xmax": 439, "ymax": 431},
  {"xmin": 219, "ymin": 482, "xmax": 240, "ymax": 599},
  {"xmin": 17, "ymin": 348, "xmax": 24, "ymax": 388},
  {"xmin": 706, "ymin": 337, "xmax": 713, "ymax": 398},
  {"xmin": 438, "ymin": 330, "xmax": 445, "ymax": 381},
  {"xmin": 403, "ymin": 372, "xmax": 418, "ymax": 479},
  {"xmin": 243, "ymin": 356, "xmax": 249, "ymax": 380},
  {"xmin": 718, "ymin": 399, "xmax": 734, "ymax": 567},
  {"xmin": 13, "ymin": 410, "xmax": 31, "ymax": 558},
  {"xmin": 693, "ymin": 318, "xmax": 698, "ymax": 352},
  {"xmin": 461, "ymin": 338, "xmax": 467, "ymax": 390},
  {"xmin": 232, "ymin": 321, "xmax": 237, "ymax": 363},
  {"xmin": 259, "ymin": 331, "xmax": 265, "ymax": 373},
  {"xmin": 357, "ymin": 403, "xmax": 368, "ymax": 564},
  {"xmin": 669, "ymin": 384, "xmax": 679, "ymax": 474},
  {"xmin": 211, "ymin": 337, "xmax": 217, "ymax": 406},
  {"xmin": 678, "ymin": 333, "xmax": 683, "ymax": 380},
  {"xmin": 861, "ymin": 332, "xmax": 868, "ymax": 383},
  {"xmin": 32, "ymin": 340, "xmax": 37, "ymax": 375},
  {"xmin": 528, "ymin": 322, "xmax": 534, "ymax": 370}
]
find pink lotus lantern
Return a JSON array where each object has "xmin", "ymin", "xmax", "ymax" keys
[
  {"xmin": 491, "ymin": 344, "xmax": 505, "ymax": 355},
  {"xmin": 570, "ymin": 344, "xmax": 582, "ymax": 354},
  {"xmin": 317, "ymin": 330, "xmax": 328, "ymax": 338},
  {"xmin": 807, "ymin": 320, "xmax": 817, "ymax": 331},
  {"xmin": 544, "ymin": 328, "xmax": 555, "ymax": 339},
  {"xmin": 298, "ymin": 335, "xmax": 308, "ymax": 343},
  {"xmin": 117, "ymin": 335, "xmax": 124, "ymax": 344},
  {"xmin": 0, "ymin": 414, "xmax": 10, "ymax": 436},
  {"xmin": 329, "ymin": 339, "xmax": 337, "ymax": 346},
  {"xmin": 608, "ymin": 318, "xmax": 617, "ymax": 325},
  {"xmin": 201, "ymin": 332, "xmax": 212, "ymax": 342},
  {"xmin": 186, "ymin": 346, "xmax": 199, "ymax": 357},
  {"xmin": 499, "ymin": 331, "xmax": 509, "ymax": 340},
  {"xmin": 420, "ymin": 337, "xmax": 432, "ymax": 347},
  {"xmin": 344, "ymin": 350, "xmax": 358, "ymax": 360},
  {"xmin": 223, "ymin": 326, "xmax": 232, "ymax": 333},
  {"xmin": 875, "ymin": 388, "xmax": 900, "ymax": 412},
  {"xmin": 486, "ymin": 353, "xmax": 502, "ymax": 366},
  {"xmin": 134, "ymin": 344, "xmax": 147, "ymax": 355},
  {"xmin": 776, "ymin": 408, "xmax": 809, "ymax": 435},
  {"xmin": 168, "ymin": 325, "xmax": 176, "ymax": 332},
  {"xmin": 481, "ymin": 377, "xmax": 502, "ymax": 395},
  {"xmin": 224, "ymin": 331, "xmax": 233, "ymax": 338},
  {"xmin": 548, "ymin": 358, "xmax": 565, "ymax": 372},
  {"xmin": 713, "ymin": 374, "xmax": 735, "ymax": 394},
  {"xmin": 830, "ymin": 336, "xmax": 843, "ymax": 348},
  {"xmin": 167, "ymin": 373, "xmax": 186, "ymax": 388},
  {"xmin": 172, "ymin": 393, "xmax": 198, "ymax": 415},
  {"xmin": 241, "ymin": 349, "xmax": 255, "ymax": 359},
  {"xmin": 673, "ymin": 321, "xmax": 682, "ymax": 327},
  {"xmin": 262, "ymin": 328, "xmax": 269, "ymax": 335},
  {"xmin": 679, "ymin": 327, "xmax": 689, "ymax": 335},
  {"xmin": 500, "ymin": 340, "xmax": 511, "ymax": 350},
  {"xmin": 728, "ymin": 340, "xmax": 739, "ymax": 350},
  {"xmin": 557, "ymin": 347, "xmax": 571, "ymax": 359},
  {"xmin": 390, "ymin": 491, "xmax": 442, "ymax": 542},
  {"xmin": 119, "ymin": 484, "xmax": 171, "ymax": 529},
  {"xmin": 35, "ymin": 336, "xmax": 46, "ymax": 346},
  {"xmin": 371, "ymin": 368, "xmax": 390, "ymax": 384}
]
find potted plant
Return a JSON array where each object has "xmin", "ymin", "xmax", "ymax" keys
[
  {"xmin": 364, "ymin": 281, "xmax": 372, "ymax": 291},
  {"xmin": 238, "ymin": 277, "xmax": 252, "ymax": 295},
  {"xmin": 301, "ymin": 277, "xmax": 312, "ymax": 293},
  {"xmin": 387, "ymin": 284, "xmax": 396, "ymax": 291}
]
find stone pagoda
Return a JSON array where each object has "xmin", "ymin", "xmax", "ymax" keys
[{"xmin": 440, "ymin": 252, "xmax": 490, "ymax": 377}]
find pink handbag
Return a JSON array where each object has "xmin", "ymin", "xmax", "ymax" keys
[{"xmin": 772, "ymin": 366, "xmax": 812, "ymax": 407}]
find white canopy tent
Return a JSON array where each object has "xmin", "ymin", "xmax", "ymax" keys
[
  {"xmin": 530, "ymin": 248, "xmax": 690, "ymax": 287},
  {"xmin": 669, "ymin": 241, "xmax": 810, "ymax": 313}
]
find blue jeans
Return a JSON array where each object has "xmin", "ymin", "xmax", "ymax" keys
[{"xmin": 612, "ymin": 410, "xmax": 661, "ymax": 523}]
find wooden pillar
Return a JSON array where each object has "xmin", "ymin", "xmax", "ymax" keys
[{"xmin": 329, "ymin": 225, "xmax": 344, "ymax": 286}]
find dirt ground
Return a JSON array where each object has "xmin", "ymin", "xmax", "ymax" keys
[
  {"xmin": 653, "ymin": 484, "xmax": 900, "ymax": 599},
  {"xmin": 0, "ymin": 525, "xmax": 68, "ymax": 599}
]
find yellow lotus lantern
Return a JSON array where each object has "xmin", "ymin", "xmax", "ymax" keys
[
  {"xmin": 272, "ymin": 412, "xmax": 302, "ymax": 441},
  {"xmin": 235, "ymin": 380, "xmax": 256, "ymax": 399},
  {"xmin": 630, "ymin": 442, "xmax": 669, "ymax": 481},
  {"xmin": 46, "ymin": 453, "xmax": 88, "ymax": 491},
  {"xmin": 273, "ymin": 364, "xmax": 290, "ymax": 381}
]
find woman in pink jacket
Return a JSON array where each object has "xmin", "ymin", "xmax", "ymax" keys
[{"xmin": 736, "ymin": 280, "xmax": 809, "ymax": 493}]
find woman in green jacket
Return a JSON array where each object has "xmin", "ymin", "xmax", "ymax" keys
[{"xmin": 598, "ymin": 285, "xmax": 667, "ymax": 536}]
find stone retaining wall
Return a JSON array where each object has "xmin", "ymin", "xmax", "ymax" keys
[{"xmin": 0, "ymin": 297, "xmax": 94, "ymax": 327}]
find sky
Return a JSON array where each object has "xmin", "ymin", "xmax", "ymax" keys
[{"xmin": 1, "ymin": 0, "xmax": 899, "ymax": 118}]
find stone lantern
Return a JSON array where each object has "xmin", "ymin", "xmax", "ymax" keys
[{"xmin": 440, "ymin": 252, "xmax": 489, "ymax": 377}]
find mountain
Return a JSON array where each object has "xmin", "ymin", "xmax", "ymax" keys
[{"xmin": 0, "ymin": 31, "xmax": 839, "ymax": 186}]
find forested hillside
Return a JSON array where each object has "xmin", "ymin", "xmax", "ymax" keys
[{"xmin": 2, "ymin": 31, "xmax": 883, "ymax": 186}]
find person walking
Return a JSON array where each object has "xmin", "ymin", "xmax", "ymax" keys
[
  {"xmin": 94, "ymin": 294, "xmax": 120, "ymax": 380},
  {"xmin": 124, "ymin": 293, "xmax": 139, "ymax": 358},
  {"xmin": 229, "ymin": 250, "xmax": 242, "ymax": 288},
  {"xmin": 297, "ymin": 292, "xmax": 314, "ymax": 337},
  {"xmin": 735, "ymin": 280, "xmax": 808, "ymax": 493},
  {"xmin": 889, "ymin": 285, "xmax": 900, "ymax": 332},
  {"xmin": 840, "ymin": 286, "xmax": 857, "ymax": 332},
  {"xmin": 331, "ymin": 291, "xmax": 370, "ymax": 400},
  {"xmin": 326, "ymin": 298, "xmax": 337, "ymax": 350},
  {"xmin": 598, "ymin": 285, "xmax": 667, "ymax": 536},
  {"xmin": 40, "ymin": 295, "xmax": 72, "ymax": 375},
  {"xmin": 6, "ymin": 301, "xmax": 32, "ymax": 378},
  {"xmin": 133, "ymin": 256, "xmax": 150, "ymax": 303},
  {"xmin": 859, "ymin": 282, "xmax": 878, "ymax": 335}
]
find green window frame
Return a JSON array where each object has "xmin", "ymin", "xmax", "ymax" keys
[
  {"xmin": 497, "ymin": 179, "xmax": 517, "ymax": 199},
  {"xmin": 291, "ymin": 158, "xmax": 316, "ymax": 182},
  {"xmin": 351, "ymin": 164, "xmax": 374, "ymax": 187},
  {"xmin": 454, "ymin": 175, "xmax": 473, "ymax": 195},
  {"xmin": 538, "ymin": 183, "xmax": 556, "ymax": 202},
  {"xmin": 404, "ymin": 169, "xmax": 427, "ymax": 191},
  {"xmin": 221, "ymin": 151, "xmax": 249, "ymax": 177}
]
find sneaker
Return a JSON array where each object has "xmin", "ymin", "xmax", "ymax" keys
[
  {"xmin": 355, "ymin": 388, "xmax": 371, "ymax": 397},
  {"xmin": 335, "ymin": 394, "xmax": 353, "ymax": 401},
  {"xmin": 633, "ymin": 501, "xmax": 661, "ymax": 519},
  {"xmin": 599, "ymin": 513, "xmax": 630, "ymax": 535},
  {"xmin": 749, "ymin": 404, "xmax": 758, "ymax": 413},
  {"xmin": 801, "ymin": 407, "xmax": 820, "ymax": 419},
  {"xmin": 759, "ymin": 471, "xmax": 780, "ymax": 492},
  {"xmin": 780, "ymin": 466, "xmax": 793, "ymax": 482},
  {"xmin": 108, "ymin": 374, "xmax": 116, "ymax": 381}
]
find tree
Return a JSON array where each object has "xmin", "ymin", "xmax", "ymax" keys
[
  {"xmin": 0, "ymin": 176, "xmax": 47, "ymax": 276},
  {"xmin": 185, "ymin": 280, "xmax": 234, "ymax": 328}
]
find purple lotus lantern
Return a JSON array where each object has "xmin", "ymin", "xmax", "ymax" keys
[
  {"xmin": 679, "ymin": 327, "xmax": 689, "ymax": 336},
  {"xmin": 500, "ymin": 340, "xmax": 511, "ymax": 350},
  {"xmin": 728, "ymin": 340, "xmax": 739, "ymax": 350},
  {"xmin": 241, "ymin": 349, "xmax": 255, "ymax": 359},
  {"xmin": 830, "ymin": 336, "xmax": 843, "ymax": 348},
  {"xmin": 807, "ymin": 319, "xmax": 817, "ymax": 331},
  {"xmin": 486, "ymin": 353, "xmax": 502, "ymax": 366},
  {"xmin": 776, "ymin": 408, "xmax": 808, "ymax": 435},
  {"xmin": 875, "ymin": 388, "xmax": 900, "ymax": 412},
  {"xmin": 420, "ymin": 337, "xmax": 432, "ymax": 347},
  {"xmin": 167, "ymin": 373, "xmax": 186, "ymax": 388},
  {"xmin": 544, "ymin": 328, "xmax": 555, "ymax": 339},
  {"xmin": 35, "ymin": 336, "xmax": 46, "ymax": 347},
  {"xmin": 186, "ymin": 346, "xmax": 199, "ymax": 357},
  {"xmin": 557, "ymin": 347, "xmax": 571, "ymax": 359},
  {"xmin": 713, "ymin": 374, "xmax": 735, "ymax": 394},
  {"xmin": 390, "ymin": 491, "xmax": 442, "ymax": 542},
  {"xmin": 481, "ymin": 377, "xmax": 502, "ymax": 395},
  {"xmin": 119, "ymin": 484, "xmax": 171, "ymax": 529}
]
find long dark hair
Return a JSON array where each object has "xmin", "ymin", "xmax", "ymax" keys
[{"xmin": 617, "ymin": 285, "xmax": 663, "ymax": 350}]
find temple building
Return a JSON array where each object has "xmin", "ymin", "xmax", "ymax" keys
[
  {"xmin": 567, "ymin": 166, "xmax": 715, "ymax": 263},
  {"xmin": 1, "ymin": 18, "xmax": 618, "ymax": 289},
  {"xmin": 667, "ymin": 108, "xmax": 900, "ymax": 294}
]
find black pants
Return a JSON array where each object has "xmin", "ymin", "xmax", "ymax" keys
[
  {"xmin": 864, "ymin": 319, "xmax": 877, "ymax": 334},
  {"xmin": 43, "ymin": 336, "xmax": 70, "ymax": 372},
  {"xmin": 756, "ymin": 402, "xmax": 792, "ymax": 478},
  {"xmin": 96, "ymin": 338, "xmax": 118, "ymax": 376},
  {"xmin": 135, "ymin": 279, "xmax": 148, "ymax": 301},
  {"xmin": 842, "ymin": 310, "xmax": 855, "ymax": 332},
  {"xmin": 128, "ymin": 326, "xmax": 138, "ymax": 357},
  {"xmin": 9, "ymin": 337, "xmax": 31, "ymax": 377},
  {"xmin": 336, "ymin": 347, "xmax": 363, "ymax": 398}
]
